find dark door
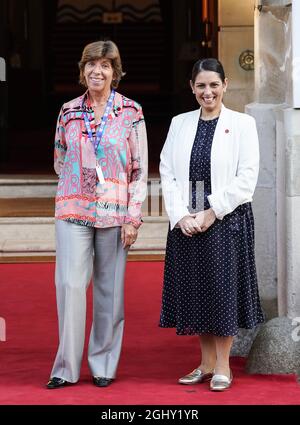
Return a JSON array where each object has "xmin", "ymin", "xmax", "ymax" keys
[{"xmin": 0, "ymin": 0, "xmax": 218, "ymax": 175}]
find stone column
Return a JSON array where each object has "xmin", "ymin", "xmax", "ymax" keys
[{"xmin": 246, "ymin": 0, "xmax": 300, "ymax": 374}]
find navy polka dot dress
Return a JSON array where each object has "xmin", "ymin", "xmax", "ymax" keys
[{"xmin": 159, "ymin": 117, "xmax": 265, "ymax": 336}]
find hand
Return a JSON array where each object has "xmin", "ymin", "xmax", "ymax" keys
[
  {"xmin": 121, "ymin": 224, "xmax": 138, "ymax": 248},
  {"xmin": 195, "ymin": 208, "xmax": 216, "ymax": 232},
  {"xmin": 55, "ymin": 160, "xmax": 64, "ymax": 177},
  {"xmin": 177, "ymin": 215, "xmax": 202, "ymax": 237}
]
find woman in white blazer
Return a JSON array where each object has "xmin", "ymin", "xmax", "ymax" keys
[{"xmin": 159, "ymin": 58, "xmax": 264, "ymax": 391}]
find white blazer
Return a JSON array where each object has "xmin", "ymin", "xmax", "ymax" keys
[{"xmin": 160, "ymin": 104, "xmax": 260, "ymax": 230}]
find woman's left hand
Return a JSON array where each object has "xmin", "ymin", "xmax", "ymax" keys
[
  {"xmin": 121, "ymin": 224, "xmax": 138, "ymax": 248},
  {"xmin": 195, "ymin": 208, "xmax": 217, "ymax": 232}
]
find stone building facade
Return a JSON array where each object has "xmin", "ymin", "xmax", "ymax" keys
[{"xmin": 1, "ymin": 0, "xmax": 299, "ymax": 371}]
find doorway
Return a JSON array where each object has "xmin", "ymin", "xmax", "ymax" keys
[{"xmin": 0, "ymin": 0, "xmax": 218, "ymax": 175}]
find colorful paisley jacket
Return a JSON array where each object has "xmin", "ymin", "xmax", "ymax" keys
[{"xmin": 54, "ymin": 91, "xmax": 148, "ymax": 228}]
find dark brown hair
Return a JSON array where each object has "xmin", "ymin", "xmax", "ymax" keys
[{"xmin": 191, "ymin": 58, "xmax": 226, "ymax": 83}]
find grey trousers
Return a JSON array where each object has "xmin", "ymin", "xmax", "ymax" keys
[{"xmin": 50, "ymin": 219, "xmax": 128, "ymax": 383}]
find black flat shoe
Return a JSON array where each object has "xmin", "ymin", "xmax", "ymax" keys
[
  {"xmin": 93, "ymin": 376, "xmax": 114, "ymax": 387},
  {"xmin": 46, "ymin": 377, "xmax": 71, "ymax": 389}
]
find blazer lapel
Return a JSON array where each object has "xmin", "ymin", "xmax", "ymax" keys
[
  {"xmin": 178, "ymin": 109, "xmax": 200, "ymax": 181},
  {"xmin": 210, "ymin": 104, "xmax": 232, "ymax": 192}
]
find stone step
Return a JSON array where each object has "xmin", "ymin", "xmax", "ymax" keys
[
  {"xmin": 0, "ymin": 175, "xmax": 168, "ymax": 261},
  {"xmin": 0, "ymin": 175, "xmax": 166, "ymax": 216},
  {"xmin": 0, "ymin": 196, "xmax": 164, "ymax": 217},
  {"xmin": 0, "ymin": 216, "xmax": 168, "ymax": 261},
  {"xmin": 0, "ymin": 198, "xmax": 54, "ymax": 217},
  {"xmin": 0, "ymin": 175, "xmax": 58, "ymax": 198}
]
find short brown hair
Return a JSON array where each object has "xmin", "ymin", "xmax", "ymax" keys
[{"xmin": 78, "ymin": 40, "xmax": 125, "ymax": 89}]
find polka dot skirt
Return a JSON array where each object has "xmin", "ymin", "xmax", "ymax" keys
[{"xmin": 159, "ymin": 118, "xmax": 265, "ymax": 336}]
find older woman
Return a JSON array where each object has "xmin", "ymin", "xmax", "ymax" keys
[
  {"xmin": 159, "ymin": 58, "xmax": 264, "ymax": 391},
  {"xmin": 47, "ymin": 40, "xmax": 148, "ymax": 389}
]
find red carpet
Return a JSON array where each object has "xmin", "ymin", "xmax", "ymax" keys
[{"xmin": 0, "ymin": 262, "xmax": 300, "ymax": 405}]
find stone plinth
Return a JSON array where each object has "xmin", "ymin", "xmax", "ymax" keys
[
  {"xmin": 0, "ymin": 216, "xmax": 169, "ymax": 260},
  {"xmin": 246, "ymin": 103, "xmax": 278, "ymax": 310},
  {"xmin": 244, "ymin": 1, "xmax": 300, "ymax": 369},
  {"xmin": 246, "ymin": 317, "xmax": 300, "ymax": 374},
  {"xmin": 275, "ymin": 107, "xmax": 300, "ymax": 318}
]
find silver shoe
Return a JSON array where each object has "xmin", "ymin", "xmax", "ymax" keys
[
  {"xmin": 178, "ymin": 368, "xmax": 213, "ymax": 385},
  {"xmin": 210, "ymin": 371, "xmax": 233, "ymax": 391}
]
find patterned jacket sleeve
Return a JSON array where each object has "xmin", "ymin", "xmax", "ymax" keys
[
  {"xmin": 125, "ymin": 105, "xmax": 148, "ymax": 228},
  {"xmin": 54, "ymin": 105, "xmax": 67, "ymax": 176}
]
